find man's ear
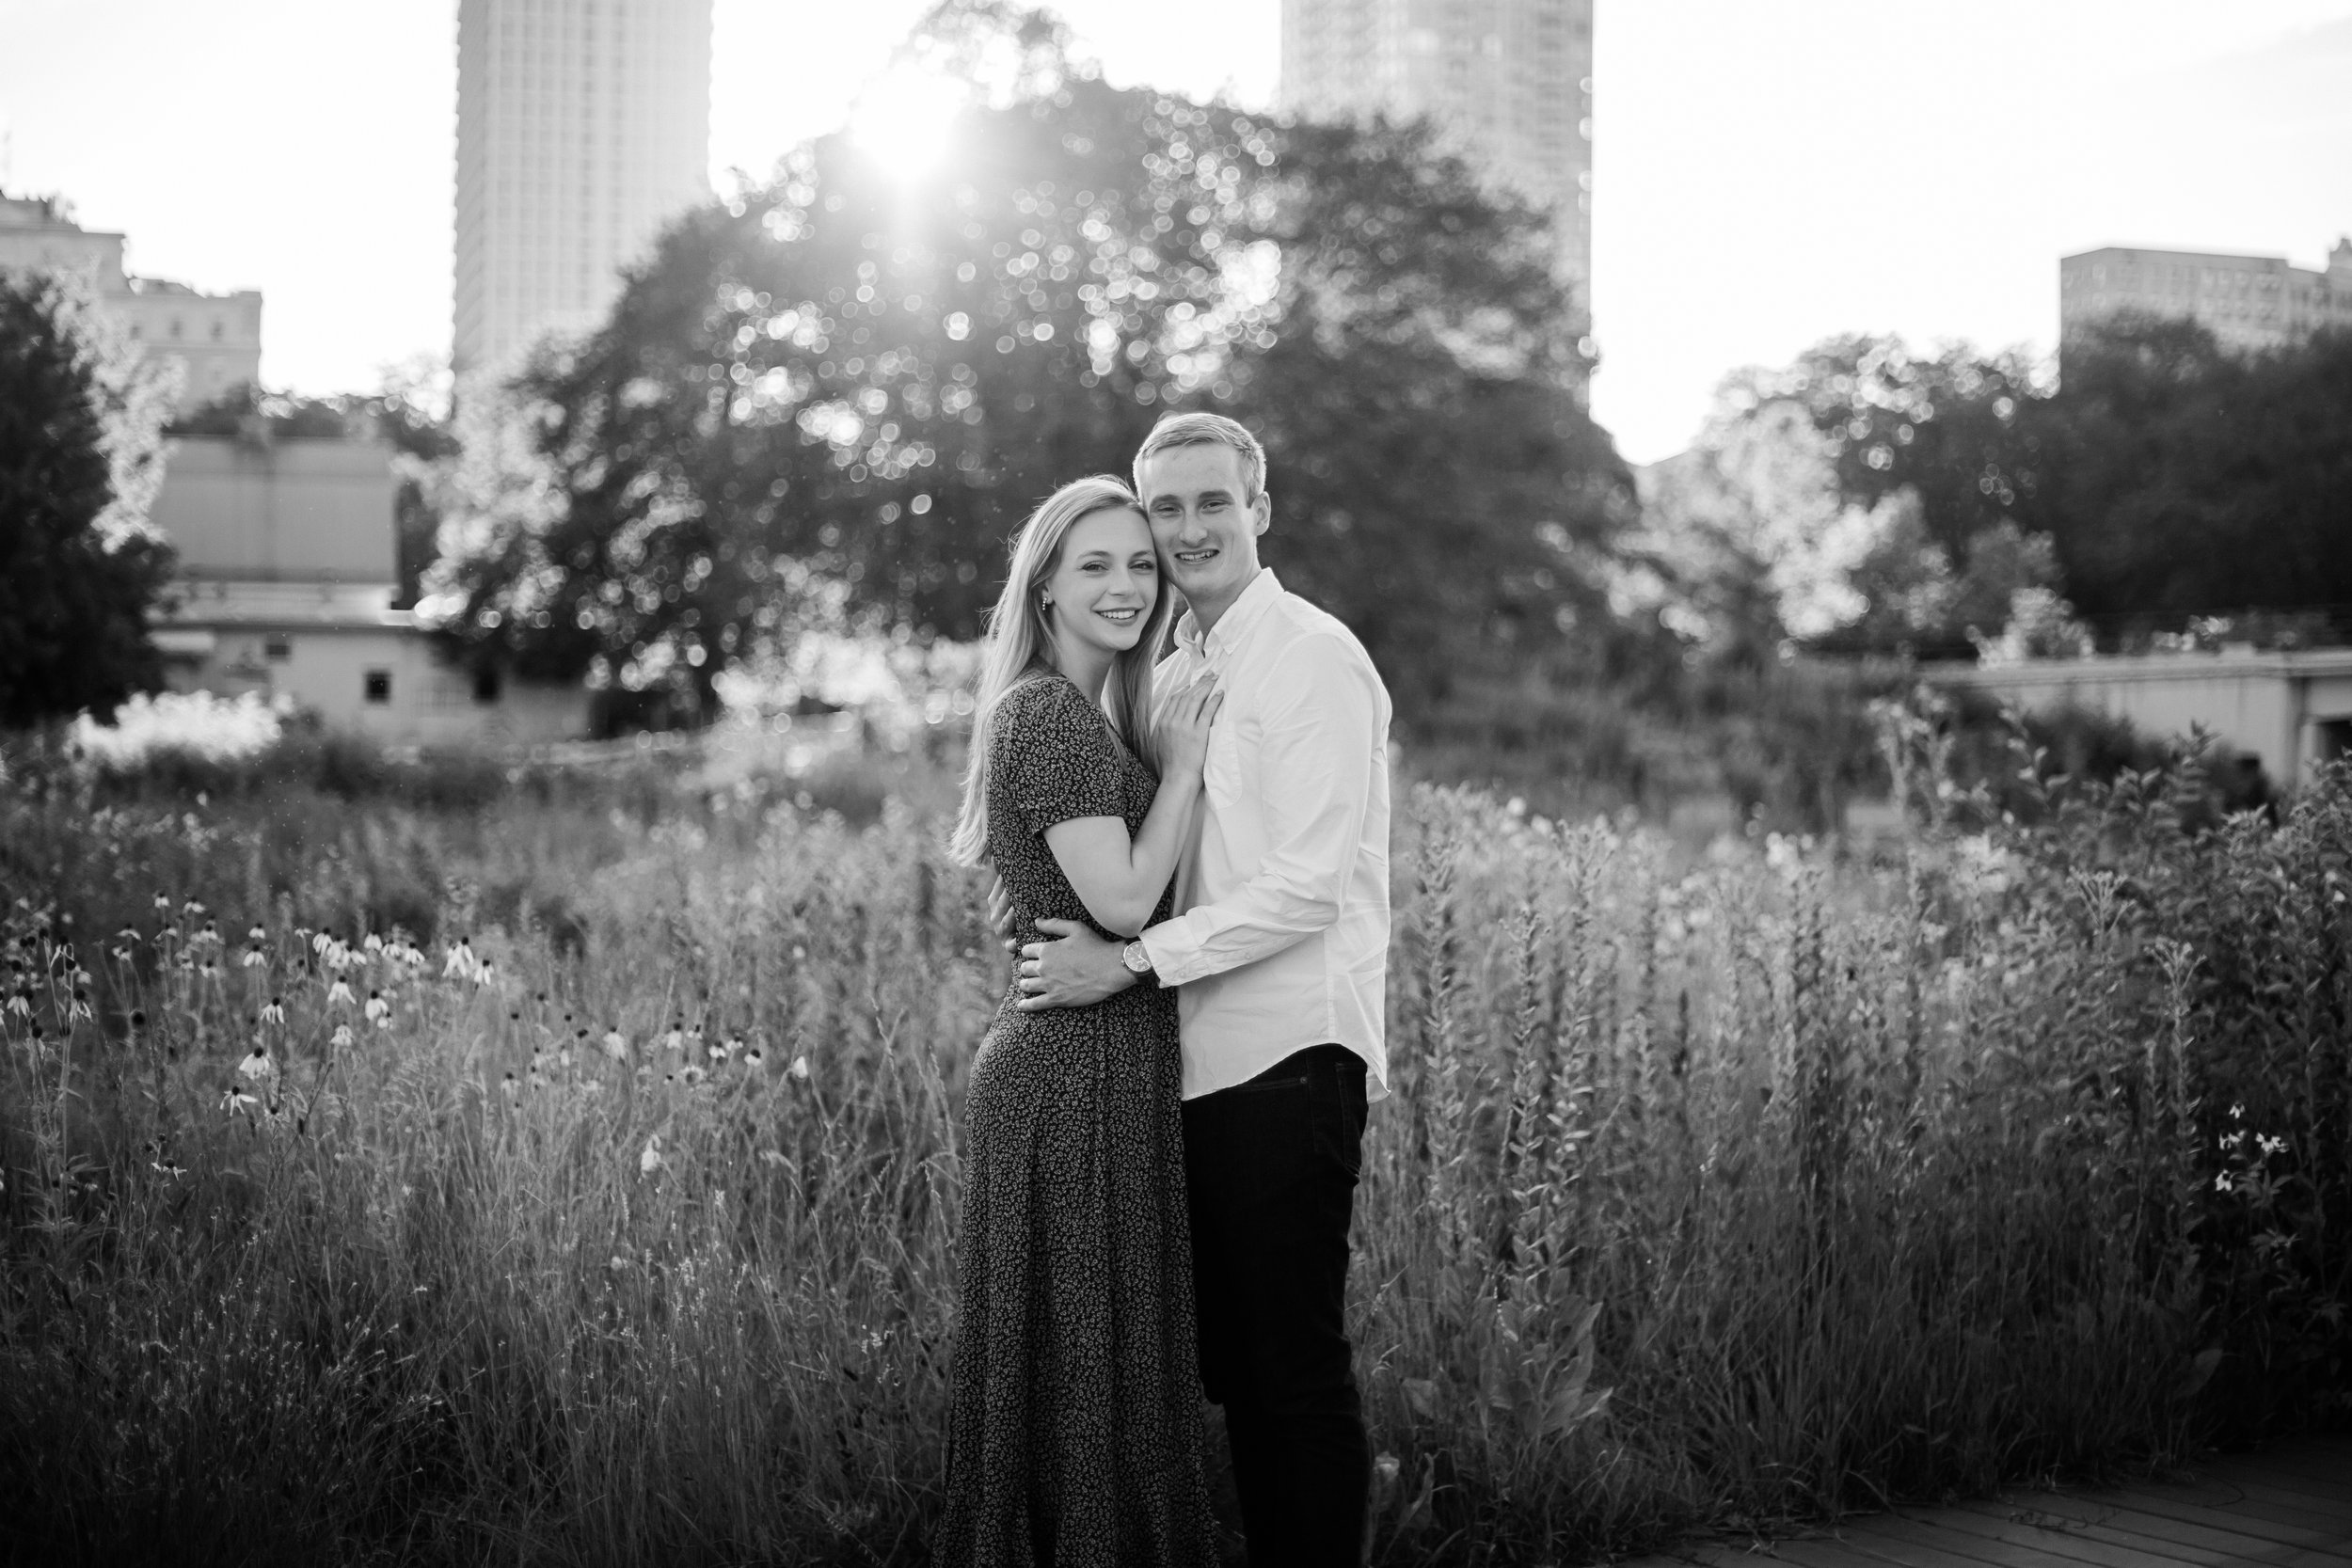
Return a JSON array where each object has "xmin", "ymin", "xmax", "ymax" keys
[{"xmin": 1252, "ymin": 490, "xmax": 1272, "ymax": 536}]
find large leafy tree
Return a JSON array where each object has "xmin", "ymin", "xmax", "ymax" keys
[
  {"xmin": 0, "ymin": 272, "xmax": 175, "ymax": 726},
  {"xmin": 429, "ymin": 4, "xmax": 1630, "ymax": 720}
]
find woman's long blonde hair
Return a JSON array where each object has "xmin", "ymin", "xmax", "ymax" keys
[{"xmin": 949, "ymin": 476, "xmax": 1170, "ymax": 866}]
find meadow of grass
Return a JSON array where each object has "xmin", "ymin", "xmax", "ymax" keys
[{"xmin": 0, "ymin": 720, "xmax": 2345, "ymax": 1567}]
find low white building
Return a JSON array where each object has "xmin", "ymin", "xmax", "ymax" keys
[
  {"xmin": 1932, "ymin": 647, "xmax": 2352, "ymax": 791},
  {"xmin": 149, "ymin": 435, "xmax": 588, "ymax": 747}
]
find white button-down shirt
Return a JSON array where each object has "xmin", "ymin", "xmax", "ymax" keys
[{"xmin": 1138, "ymin": 569, "xmax": 1394, "ymax": 1101}]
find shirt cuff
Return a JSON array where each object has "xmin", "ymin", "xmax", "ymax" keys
[{"xmin": 1136, "ymin": 919, "xmax": 1206, "ymax": 990}]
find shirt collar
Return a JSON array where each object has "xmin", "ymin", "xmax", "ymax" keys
[{"xmin": 1175, "ymin": 567, "xmax": 1281, "ymax": 664}]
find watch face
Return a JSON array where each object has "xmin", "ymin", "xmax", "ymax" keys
[{"xmin": 1123, "ymin": 942, "xmax": 1151, "ymax": 974}]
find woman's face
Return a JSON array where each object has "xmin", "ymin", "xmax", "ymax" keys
[{"xmin": 1044, "ymin": 505, "xmax": 1158, "ymax": 658}]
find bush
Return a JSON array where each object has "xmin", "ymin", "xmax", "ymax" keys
[{"xmin": 2, "ymin": 745, "xmax": 2344, "ymax": 1564}]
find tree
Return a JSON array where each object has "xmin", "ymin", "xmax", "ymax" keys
[
  {"xmin": 2035, "ymin": 315, "xmax": 2352, "ymax": 626},
  {"xmin": 1225, "ymin": 116, "xmax": 1628, "ymax": 705},
  {"xmin": 427, "ymin": 3, "xmax": 1632, "ymax": 721},
  {"xmin": 0, "ymin": 272, "xmax": 176, "ymax": 727}
]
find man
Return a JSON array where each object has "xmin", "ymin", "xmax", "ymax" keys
[{"xmin": 1013, "ymin": 411, "xmax": 1393, "ymax": 1568}]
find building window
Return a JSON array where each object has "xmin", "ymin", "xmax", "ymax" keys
[
  {"xmin": 264, "ymin": 636, "xmax": 292, "ymax": 661},
  {"xmin": 364, "ymin": 670, "xmax": 391, "ymax": 704}
]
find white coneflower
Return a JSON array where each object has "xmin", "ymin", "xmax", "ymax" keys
[
  {"xmin": 707, "ymin": 1040, "xmax": 730, "ymax": 1062},
  {"xmin": 663, "ymin": 1025, "xmax": 685, "ymax": 1053},
  {"xmin": 68, "ymin": 989, "xmax": 93, "ymax": 1022},
  {"xmin": 238, "ymin": 1045, "xmax": 275, "ymax": 1082},
  {"xmin": 362, "ymin": 932, "xmax": 384, "ymax": 953},
  {"xmin": 443, "ymin": 940, "xmax": 478, "ymax": 981},
  {"xmin": 364, "ymin": 991, "xmax": 391, "ymax": 1026},
  {"xmin": 311, "ymin": 930, "xmax": 334, "ymax": 956},
  {"xmin": 556, "ymin": 1047, "xmax": 573, "ymax": 1069},
  {"xmin": 5, "ymin": 990, "xmax": 29, "ymax": 1019},
  {"xmin": 247, "ymin": 925, "xmax": 266, "ymax": 943},
  {"xmin": 218, "ymin": 1087, "xmax": 258, "ymax": 1114},
  {"xmin": 115, "ymin": 927, "xmax": 140, "ymax": 943},
  {"xmin": 330, "ymin": 1024, "xmax": 355, "ymax": 1049},
  {"xmin": 501, "ymin": 1071, "xmax": 519, "ymax": 1101},
  {"xmin": 327, "ymin": 979, "xmax": 355, "ymax": 1007},
  {"xmin": 259, "ymin": 997, "xmax": 286, "ymax": 1027},
  {"xmin": 602, "ymin": 1029, "xmax": 628, "ymax": 1060},
  {"xmin": 743, "ymin": 1047, "xmax": 765, "ymax": 1068},
  {"xmin": 638, "ymin": 1134, "xmax": 664, "ymax": 1175},
  {"xmin": 680, "ymin": 1065, "xmax": 707, "ymax": 1086},
  {"xmin": 183, "ymin": 899, "xmax": 205, "ymax": 917},
  {"xmin": 152, "ymin": 893, "xmax": 170, "ymax": 911},
  {"xmin": 241, "ymin": 946, "xmax": 266, "ymax": 969},
  {"xmin": 788, "ymin": 1054, "xmax": 811, "ymax": 1082}
]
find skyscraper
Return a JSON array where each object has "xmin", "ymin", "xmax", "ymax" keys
[
  {"xmin": 453, "ymin": 0, "xmax": 712, "ymax": 374},
  {"xmin": 1280, "ymin": 0, "xmax": 1595, "ymax": 349}
]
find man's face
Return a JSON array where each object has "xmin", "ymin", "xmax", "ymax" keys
[{"xmin": 1136, "ymin": 441, "xmax": 1267, "ymax": 623}]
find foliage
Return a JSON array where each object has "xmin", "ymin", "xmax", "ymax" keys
[
  {"xmin": 1719, "ymin": 319, "xmax": 2352, "ymax": 648},
  {"xmin": 0, "ymin": 271, "xmax": 177, "ymax": 725},
  {"xmin": 5, "ymin": 737, "xmax": 2344, "ymax": 1564},
  {"xmin": 426, "ymin": 4, "xmax": 1627, "ymax": 721},
  {"xmin": 2036, "ymin": 318, "xmax": 2352, "ymax": 626}
]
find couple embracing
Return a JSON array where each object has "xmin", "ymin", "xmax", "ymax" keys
[{"xmin": 936, "ymin": 413, "xmax": 1394, "ymax": 1568}]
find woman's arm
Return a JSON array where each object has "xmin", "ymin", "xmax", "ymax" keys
[{"xmin": 1041, "ymin": 673, "xmax": 1220, "ymax": 937}]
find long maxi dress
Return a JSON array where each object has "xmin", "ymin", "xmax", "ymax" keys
[{"xmin": 935, "ymin": 670, "xmax": 1219, "ymax": 1568}]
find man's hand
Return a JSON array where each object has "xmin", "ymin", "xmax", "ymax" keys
[
  {"xmin": 1015, "ymin": 918, "xmax": 1136, "ymax": 1010},
  {"xmin": 985, "ymin": 875, "xmax": 1018, "ymax": 953}
]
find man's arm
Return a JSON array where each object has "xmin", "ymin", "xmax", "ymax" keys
[
  {"xmin": 1016, "ymin": 633, "xmax": 1382, "ymax": 1009},
  {"xmin": 1138, "ymin": 633, "xmax": 1382, "ymax": 987}
]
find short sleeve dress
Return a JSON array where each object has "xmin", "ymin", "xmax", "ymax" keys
[{"xmin": 934, "ymin": 671, "xmax": 1219, "ymax": 1568}]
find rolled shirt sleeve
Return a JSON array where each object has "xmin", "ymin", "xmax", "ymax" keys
[{"xmin": 1139, "ymin": 633, "xmax": 1381, "ymax": 988}]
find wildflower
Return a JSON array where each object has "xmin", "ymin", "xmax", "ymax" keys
[
  {"xmin": 555, "ymin": 1046, "xmax": 573, "ymax": 1070},
  {"xmin": 788, "ymin": 1054, "xmax": 810, "ymax": 1082},
  {"xmin": 707, "ymin": 1040, "xmax": 730, "ymax": 1062},
  {"xmin": 330, "ymin": 1024, "xmax": 355, "ymax": 1048},
  {"xmin": 238, "ymin": 1045, "xmax": 275, "ymax": 1082},
  {"xmin": 151, "ymin": 1160, "xmax": 184, "ymax": 1180},
  {"xmin": 639, "ymin": 1134, "xmax": 664, "ymax": 1175},
  {"xmin": 312, "ymin": 931, "xmax": 335, "ymax": 956},
  {"xmin": 245, "ymin": 945, "xmax": 270, "ymax": 969},
  {"xmin": 2217, "ymin": 1172, "xmax": 2233, "ymax": 1194},
  {"xmin": 110, "ymin": 946, "xmax": 133, "ymax": 962},
  {"xmin": 68, "ymin": 988, "xmax": 93, "ymax": 1022},
  {"xmin": 744, "ymin": 1047, "xmax": 765, "ymax": 1068},
  {"xmin": 663, "ymin": 1025, "xmax": 685, "ymax": 1053},
  {"xmin": 365, "ymin": 990, "xmax": 391, "ymax": 1027},
  {"xmin": 5, "ymin": 989, "xmax": 28, "ymax": 1019},
  {"xmin": 501, "ymin": 1071, "xmax": 519, "ymax": 1101},
  {"xmin": 680, "ymin": 1065, "xmax": 707, "ymax": 1086},
  {"xmin": 444, "ymin": 941, "xmax": 476, "ymax": 980},
  {"xmin": 247, "ymin": 925, "xmax": 266, "ymax": 943},
  {"xmin": 219, "ymin": 1087, "xmax": 258, "ymax": 1114},
  {"xmin": 260, "ymin": 997, "xmax": 286, "ymax": 1027},
  {"xmin": 183, "ymin": 899, "xmax": 205, "ymax": 917},
  {"xmin": 363, "ymin": 932, "xmax": 384, "ymax": 953},
  {"xmin": 327, "ymin": 979, "xmax": 355, "ymax": 1007},
  {"xmin": 602, "ymin": 1029, "xmax": 628, "ymax": 1061},
  {"xmin": 2259, "ymin": 1134, "xmax": 2288, "ymax": 1158},
  {"xmin": 115, "ymin": 927, "xmax": 140, "ymax": 943},
  {"xmin": 153, "ymin": 893, "xmax": 170, "ymax": 911}
]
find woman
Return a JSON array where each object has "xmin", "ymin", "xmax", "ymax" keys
[{"xmin": 937, "ymin": 475, "xmax": 1224, "ymax": 1567}]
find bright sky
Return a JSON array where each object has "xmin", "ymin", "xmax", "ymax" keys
[{"xmin": 3, "ymin": 1, "xmax": 2347, "ymax": 462}]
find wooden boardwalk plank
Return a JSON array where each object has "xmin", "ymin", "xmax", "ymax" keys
[
  {"xmin": 2101, "ymin": 1480, "xmax": 2352, "ymax": 1536},
  {"xmin": 1891, "ymin": 1505, "xmax": 2219, "ymax": 1568},
  {"xmin": 1611, "ymin": 1443, "xmax": 2350, "ymax": 1568},
  {"xmin": 1998, "ymin": 1488, "xmax": 2352, "ymax": 1561},
  {"xmin": 2180, "ymin": 1471, "xmax": 2352, "ymax": 1523}
]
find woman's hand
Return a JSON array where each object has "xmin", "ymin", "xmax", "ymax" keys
[{"xmin": 1159, "ymin": 671, "xmax": 1224, "ymax": 777}]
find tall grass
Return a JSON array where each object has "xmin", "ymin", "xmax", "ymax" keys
[{"xmin": 0, "ymin": 737, "xmax": 2344, "ymax": 1565}]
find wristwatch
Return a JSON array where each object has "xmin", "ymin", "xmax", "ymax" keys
[{"xmin": 1120, "ymin": 940, "xmax": 1158, "ymax": 989}]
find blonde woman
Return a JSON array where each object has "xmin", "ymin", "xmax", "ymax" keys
[{"xmin": 937, "ymin": 475, "xmax": 1224, "ymax": 1568}]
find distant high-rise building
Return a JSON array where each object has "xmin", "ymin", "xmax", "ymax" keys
[
  {"xmin": 0, "ymin": 192, "xmax": 262, "ymax": 412},
  {"xmin": 2060, "ymin": 240, "xmax": 2352, "ymax": 355},
  {"xmin": 453, "ymin": 0, "xmax": 712, "ymax": 374},
  {"xmin": 1279, "ymin": 0, "xmax": 1595, "ymax": 347}
]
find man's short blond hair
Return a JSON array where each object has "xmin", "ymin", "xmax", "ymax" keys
[{"xmin": 1133, "ymin": 412, "xmax": 1267, "ymax": 504}]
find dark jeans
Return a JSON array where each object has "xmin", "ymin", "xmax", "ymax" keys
[{"xmin": 1184, "ymin": 1044, "xmax": 1371, "ymax": 1568}]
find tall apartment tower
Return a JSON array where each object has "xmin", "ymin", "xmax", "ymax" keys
[
  {"xmin": 453, "ymin": 0, "xmax": 712, "ymax": 374},
  {"xmin": 1280, "ymin": 0, "xmax": 1595, "ymax": 344}
]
